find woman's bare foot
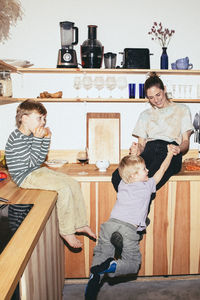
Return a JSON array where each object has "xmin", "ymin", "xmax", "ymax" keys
[
  {"xmin": 76, "ymin": 226, "xmax": 96, "ymax": 239},
  {"xmin": 61, "ymin": 233, "xmax": 82, "ymax": 248}
]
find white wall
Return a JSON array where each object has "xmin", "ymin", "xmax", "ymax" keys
[{"xmin": 0, "ymin": 0, "xmax": 200, "ymax": 151}]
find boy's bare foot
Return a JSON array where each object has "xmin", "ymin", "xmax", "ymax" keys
[
  {"xmin": 76, "ymin": 226, "xmax": 96, "ymax": 239},
  {"xmin": 61, "ymin": 233, "xmax": 82, "ymax": 248}
]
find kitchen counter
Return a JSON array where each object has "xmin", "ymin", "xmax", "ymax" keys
[
  {"xmin": 1, "ymin": 164, "xmax": 200, "ymax": 285},
  {"xmin": 53, "ymin": 162, "xmax": 200, "ymax": 181},
  {"xmin": 46, "ymin": 163, "xmax": 200, "ymax": 279},
  {"xmin": 0, "ymin": 177, "xmax": 64, "ymax": 300}
]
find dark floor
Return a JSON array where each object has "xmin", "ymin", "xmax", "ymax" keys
[{"xmin": 63, "ymin": 276, "xmax": 200, "ymax": 300}]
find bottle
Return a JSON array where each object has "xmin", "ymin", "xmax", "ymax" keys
[
  {"xmin": 81, "ymin": 25, "xmax": 104, "ymax": 68},
  {"xmin": 160, "ymin": 47, "xmax": 168, "ymax": 70},
  {"xmin": 0, "ymin": 71, "xmax": 12, "ymax": 97}
]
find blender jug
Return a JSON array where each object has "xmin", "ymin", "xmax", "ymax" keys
[
  {"xmin": 57, "ymin": 21, "xmax": 79, "ymax": 68},
  {"xmin": 60, "ymin": 21, "xmax": 78, "ymax": 48}
]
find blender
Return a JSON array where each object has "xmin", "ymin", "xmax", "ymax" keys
[{"xmin": 57, "ymin": 21, "xmax": 79, "ymax": 68}]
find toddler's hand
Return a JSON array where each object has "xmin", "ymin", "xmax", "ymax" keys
[{"xmin": 167, "ymin": 144, "xmax": 179, "ymax": 156}]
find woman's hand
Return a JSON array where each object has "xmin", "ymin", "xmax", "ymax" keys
[
  {"xmin": 129, "ymin": 142, "xmax": 140, "ymax": 156},
  {"xmin": 168, "ymin": 144, "xmax": 180, "ymax": 156}
]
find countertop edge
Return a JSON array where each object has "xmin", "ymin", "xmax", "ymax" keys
[{"xmin": 0, "ymin": 184, "xmax": 57, "ymax": 300}]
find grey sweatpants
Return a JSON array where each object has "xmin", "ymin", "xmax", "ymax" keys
[{"xmin": 92, "ymin": 218, "xmax": 141, "ymax": 277}]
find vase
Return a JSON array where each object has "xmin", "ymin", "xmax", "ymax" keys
[{"xmin": 160, "ymin": 47, "xmax": 168, "ymax": 70}]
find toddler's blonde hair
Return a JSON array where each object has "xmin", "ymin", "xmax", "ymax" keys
[{"xmin": 118, "ymin": 155, "xmax": 145, "ymax": 184}]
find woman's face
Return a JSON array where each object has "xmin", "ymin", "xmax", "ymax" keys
[{"xmin": 146, "ymin": 86, "xmax": 168, "ymax": 108}]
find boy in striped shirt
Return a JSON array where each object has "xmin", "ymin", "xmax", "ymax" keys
[{"xmin": 5, "ymin": 99, "xmax": 96, "ymax": 248}]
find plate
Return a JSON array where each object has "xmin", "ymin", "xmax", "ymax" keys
[
  {"xmin": 1, "ymin": 59, "xmax": 33, "ymax": 68},
  {"xmin": 45, "ymin": 159, "xmax": 68, "ymax": 168}
]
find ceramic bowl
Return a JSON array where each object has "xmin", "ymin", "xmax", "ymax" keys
[{"xmin": 95, "ymin": 160, "xmax": 110, "ymax": 172}]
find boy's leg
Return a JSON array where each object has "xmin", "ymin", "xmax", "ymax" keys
[
  {"xmin": 20, "ymin": 167, "xmax": 91, "ymax": 247},
  {"xmin": 109, "ymin": 225, "xmax": 141, "ymax": 277},
  {"xmin": 63, "ymin": 175, "xmax": 95, "ymax": 237},
  {"xmin": 85, "ymin": 221, "xmax": 116, "ymax": 300},
  {"xmin": 91, "ymin": 221, "xmax": 119, "ymax": 267}
]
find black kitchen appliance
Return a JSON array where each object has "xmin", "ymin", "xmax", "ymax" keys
[
  {"xmin": 81, "ymin": 25, "xmax": 104, "ymax": 68},
  {"xmin": 121, "ymin": 48, "xmax": 151, "ymax": 69},
  {"xmin": 57, "ymin": 21, "xmax": 78, "ymax": 68}
]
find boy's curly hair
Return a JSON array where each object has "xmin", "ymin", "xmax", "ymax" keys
[
  {"xmin": 118, "ymin": 155, "xmax": 145, "ymax": 184},
  {"xmin": 16, "ymin": 99, "xmax": 47, "ymax": 128}
]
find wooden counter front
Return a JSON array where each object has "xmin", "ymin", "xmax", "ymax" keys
[
  {"xmin": 1, "ymin": 164, "xmax": 200, "ymax": 287},
  {"xmin": 0, "ymin": 179, "xmax": 64, "ymax": 300},
  {"xmin": 55, "ymin": 163, "xmax": 200, "ymax": 278}
]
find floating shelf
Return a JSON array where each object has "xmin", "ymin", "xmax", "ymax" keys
[
  {"xmin": 15, "ymin": 67, "xmax": 200, "ymax": 75},
  {"xmin": 1, "ymin": 97, "xmax": 200, "ymax": 105}
]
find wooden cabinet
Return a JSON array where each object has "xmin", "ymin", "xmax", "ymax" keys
[
  {"xmin": 21, "ymin": 206, "xmax": 64, "ymax": 300},
  {"xmin": 0, "ymin": 180, "xmax": 64, "ymax": 300},
  {"xmin": 63, "ymin": 165, "xmax": 200, "ymax": 278},
  {"xmin": 139, "ymin": 179, "xmax": 200, "ymax": 276}
]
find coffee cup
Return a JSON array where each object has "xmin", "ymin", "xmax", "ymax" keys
[
  {"xmin": 95, "ymin": 160, "xmax": 110, "ymax": 172},
  {"xmin": 171, "ymin": 62, "xmax": 177, "ymax": 70},
  {"xmin": 175, "ymin": 57, "xmax": 193, "ymax": 70}
]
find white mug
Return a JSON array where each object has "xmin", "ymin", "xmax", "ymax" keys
[{"xmin": 95, "ymin": 160, "xmax": 110, "ymax": 172}]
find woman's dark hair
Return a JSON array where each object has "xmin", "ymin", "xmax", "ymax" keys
[{"xmin": 144, "ymin": 72, "xmax": 165, "ymax": 95}]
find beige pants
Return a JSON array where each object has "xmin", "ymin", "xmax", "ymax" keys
[{"xmin": 20, "ymin": 167, "xmax": 88, "ymax": 235}]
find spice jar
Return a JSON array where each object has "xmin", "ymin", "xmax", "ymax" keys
[{"xmin": 0, "ymin": 71, "xmax": 13, "ymax": 97}]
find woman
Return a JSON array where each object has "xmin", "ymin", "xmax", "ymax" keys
[{"xmin": 112, "ymin": 72, "xmax": 193, "ymax": 192}]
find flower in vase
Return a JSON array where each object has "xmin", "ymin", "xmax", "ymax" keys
[{"xmin": 148, "ymin": 22, "xmax": 175, "ymax": 48}]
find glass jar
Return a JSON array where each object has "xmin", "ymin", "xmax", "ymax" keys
[{"xmin": 0, "ymin": 71, "xmax": 13, "ymax": 97}]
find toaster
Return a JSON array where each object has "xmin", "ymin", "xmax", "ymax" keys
[{"xmin": 122, "ymin": 48, "xmax": 151, "ymax": 69}]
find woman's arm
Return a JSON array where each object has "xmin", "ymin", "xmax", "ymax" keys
[
  {"xmin": 168, "ymin": 130, "xmax": 191, "ymax": 156},
  {"xmin": 129, "ymin": 137, "xmax": 147, "ymax": 156}
]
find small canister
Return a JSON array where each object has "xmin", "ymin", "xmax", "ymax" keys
[
  {"xmin": 0, "ymin": 71, "xmax": 13, "ymax": 97},
  {"xmin": 0, "ymin": 82, "xmax": 3, "ymax": 96}
]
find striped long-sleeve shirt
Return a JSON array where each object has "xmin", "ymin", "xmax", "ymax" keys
[{"xmin": 5, "ymin": 129, "xmax": 51, "ymax": 186}]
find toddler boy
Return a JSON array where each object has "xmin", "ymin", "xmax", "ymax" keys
[{"xmin": 85, "ymin": 148, "xmax": 174, "ymax": 299}]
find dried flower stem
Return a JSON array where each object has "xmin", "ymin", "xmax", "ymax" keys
[
  {"xmin": 0, "ymin": 0, "xmax": 23, "ymax": 44},
  {"xmin": 148, "ymin": 22, "xmax": 175, "ymax": 48}
]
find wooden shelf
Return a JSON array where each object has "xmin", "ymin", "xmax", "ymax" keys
[
  {"xmin": 15, "ymin": 67, "xmax": 200, "ymax": 75},
  {"xmin": 1, "ymin": 97, "xmax": 200, "ymax": 105}
]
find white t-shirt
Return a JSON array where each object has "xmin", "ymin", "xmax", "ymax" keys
[{"xmin": 132, "ymin": 102, "xmax": 193, "ymax": 145}]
